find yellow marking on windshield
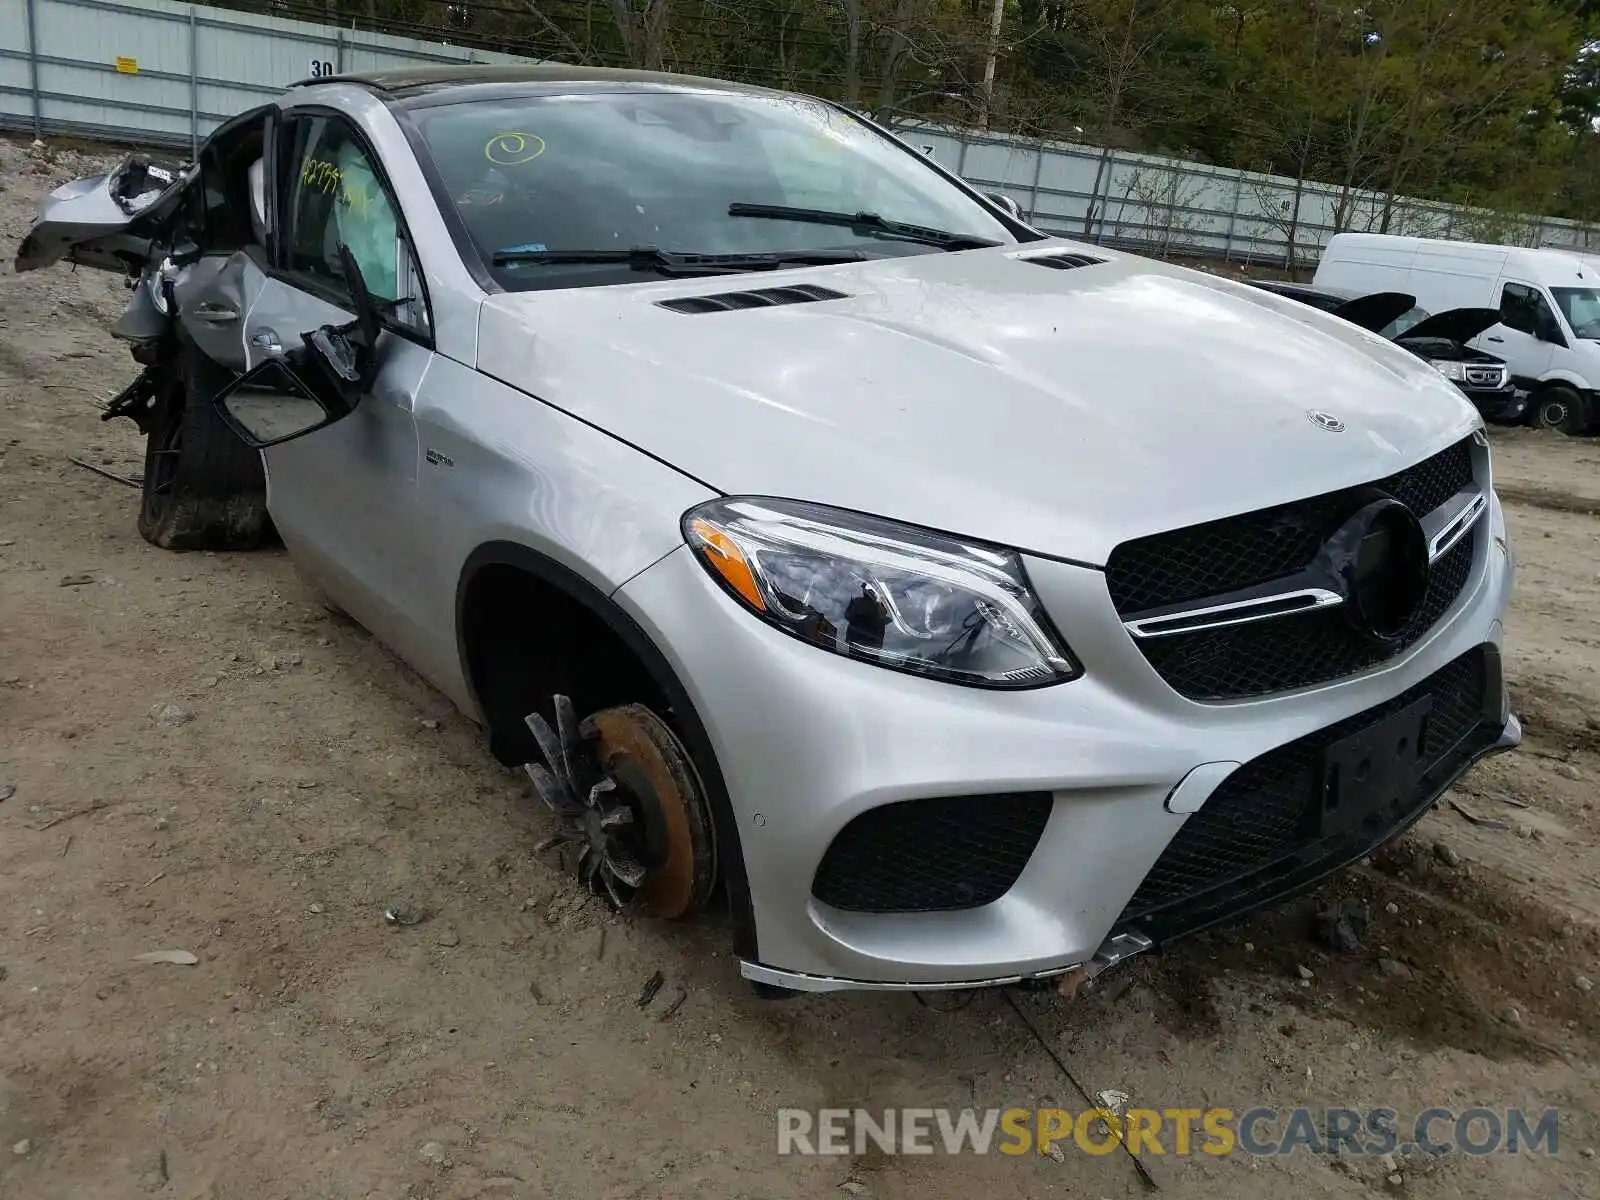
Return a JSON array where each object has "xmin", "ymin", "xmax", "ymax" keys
[
  {"xmin": 302, "ymin": 158, "xmax": 341, "ymax": 194},
  {"xmin": 485, "ymin": 131, "xmax": 546, "ymax": 165}
]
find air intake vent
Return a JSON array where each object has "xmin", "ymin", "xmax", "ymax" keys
[
  {"xmin": 1021, "ymin": 251, "xmax": 1104, "ymax": 270},
  {"xmin": 657, "ymin": 284, "xmax": 848, "ymax": 314}
]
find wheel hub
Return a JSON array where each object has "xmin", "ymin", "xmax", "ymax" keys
[{"xmin": 521, "ymin": 696, "xmax": 715, "ymax": 917}]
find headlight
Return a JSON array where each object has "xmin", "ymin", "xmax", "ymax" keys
[
  {"xmin": 682, "ymin": 498, "xmax": 1080, "ymax": 688},
  {"xmin": 1431, "ymin": 359, "xmax": 1468, "ymax": 382}
]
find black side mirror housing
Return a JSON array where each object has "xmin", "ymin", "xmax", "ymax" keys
[{"xmin": 213, "ymin": 356, "xmax": 347, "ymax": 450}]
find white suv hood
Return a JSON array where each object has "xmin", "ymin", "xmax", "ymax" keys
[{"xmin": 477, "ymin": 244, "xmax": 1480, "ymax": 564}]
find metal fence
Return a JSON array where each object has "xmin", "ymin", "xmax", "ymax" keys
[
  {"xmin": 0, "ymin": 0, "xmax": 524, "ymax": 155},
  {"xmin": 3, "ymin": 0, "xmax": 1597, "ymax": 266},
  {"xmin": 901, "ymin": 121, "xmax": 1600, "ymax": 267}
]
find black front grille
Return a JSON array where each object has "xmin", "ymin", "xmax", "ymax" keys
[
  {"xmin": 1135, "ymin": 533, "xmax": 1475, "ymax": 700},
  {"xmin": 1105, "ymin": 436, "xmax": 1478, "ymax": 700},
  {"xmin": 1118, "ymin": 645, "xmax": 1498, "ymax": 940},
  {"xmin": 1106, "ymin": 438, "xmax": 1475, "ymax": 614},
  {"xmin": 811, "ymin": 793, "xmax": 1053, "ymax": 913}
]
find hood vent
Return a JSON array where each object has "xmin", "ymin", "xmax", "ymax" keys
[
  {"xmin": 1020, "ymin": 251, "xmax": 1104, "ymax": 271},
  {"xmin": 657, "ymin": 283, "xmax": 848, "ymax": 315}
]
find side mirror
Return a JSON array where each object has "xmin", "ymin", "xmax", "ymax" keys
[
  {"xmin": 1537, "ymin": 314, "xmax": 1568, "ymax": 346},
  {"xmin": 214, "ymin": 356, "xmax": 347, "ymax": 450},
  {"xmin": 985, "ymin": 192, "xmax": 1023, "ymax": 220}
]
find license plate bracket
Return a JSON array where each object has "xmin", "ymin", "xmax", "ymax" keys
[{"xmin": 1319, "ymin": 696, "xmax": 1433, "ymax": 838}]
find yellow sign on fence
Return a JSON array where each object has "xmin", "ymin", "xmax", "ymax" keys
[{"xmin": 114, "ymin": 56, "xmax": 138, "ymax": 74}]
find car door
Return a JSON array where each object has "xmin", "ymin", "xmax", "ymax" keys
[
  {"xmin": 1480, "ymin": 281, "xmax": 1556, "ymax": 385},
  {"xmin": 154, "ymin": 108, "xmax": 276, "ymax": 372},
  {"xmin": 241, "ymin": 110, "xmax": 440, "ymax": 665}
]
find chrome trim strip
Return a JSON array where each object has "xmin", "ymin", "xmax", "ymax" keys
[
  {"xmin": 1125, "ymin": 587, "xmax": 1343, "ymax": 640},
  {"xmin": 1119, "ymin": 485, "xmax": 1486, "ymax": 642},
  {"xmin": 1087, "ymin": 931, "xmax": 1153, "ymax": 975},
  {"xmin": 739, "ymin": 959, "xmax": 1080, "ymax": 994},
  {"xmin": 739, "ymin": 927, "xmax": 1155, "ymax": 994},
  {"xmin": 1494, "ymin": 711, "xmax": 1523, "ymax": 751},
  {"xmin": 1426, "ymin": 490, "xmax": 1488, "ymax": 562}
]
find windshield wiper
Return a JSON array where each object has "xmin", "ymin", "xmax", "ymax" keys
[
  {"xmin": 489, "ymin": 246, "xmax": 867, "ymax": 274},
  {"xmin": 727, "ymin": 203, "xmax": 1001, "ymax": 251}
]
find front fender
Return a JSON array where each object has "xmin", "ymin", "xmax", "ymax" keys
[
  {"xmin": 1537, "ymin": 369, "xmax": 1595, "ymax": 392},
  {"xmin": 14, "ymin": 155, "xmax": 187, "ymax": 275},
  {"xmin": 110, "ymin": 272, "xmax": 174, "ymax": 345}
]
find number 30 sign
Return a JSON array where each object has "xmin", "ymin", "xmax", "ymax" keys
[{"xmin": 308, "ymin": 59, "xmax": 335, "ymax": 78}]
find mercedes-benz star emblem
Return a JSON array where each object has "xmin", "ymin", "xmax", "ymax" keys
[
  {"xmin": 1307, "ymin": 409, "xmax": 1346, "ymax": 433},
  {"xmin": 1319, "ymin": 497, "xmax": 1430, "ymax": 644}
]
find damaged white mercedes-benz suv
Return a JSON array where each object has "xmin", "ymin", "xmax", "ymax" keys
[{"xmin": 16, "ymin": 65, "xmax": 1517, "ymax": 995}]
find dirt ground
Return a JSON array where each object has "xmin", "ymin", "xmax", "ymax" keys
[{"xmin": 3, "ymin": 136, "xmax": 1600, "ymax": 1200}]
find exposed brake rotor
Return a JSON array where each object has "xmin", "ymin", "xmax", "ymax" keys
[{"xmin": 522, "ymin": 696, "xmax": 715, "ymax": 918}]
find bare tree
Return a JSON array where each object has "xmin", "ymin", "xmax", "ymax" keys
[
  {"xmin": 1077, "ymin": 0, "xmax": 1183, "ymax": 239},
  {"xmin": 521, "ymin": 1, "xmax": 591, "ymax": 61},
  {"xmin": 609, "ymin": 0, "xmax": 672, "ymax": 70},
  {"xmin": 874, "ymin": 0, "xmax": 926, "ymax": 119},
  {"xmin": 978, "ymin": 0, "xmax": 1005, "ymax": 128},
  {"xmin": 839, "ymin": 0, "xmax": 863, "ymax": 106}
]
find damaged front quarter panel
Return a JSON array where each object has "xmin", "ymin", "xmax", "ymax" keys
[{"xmin": 13, "ymin": 153, "xmax": 190, "ymax": 275}]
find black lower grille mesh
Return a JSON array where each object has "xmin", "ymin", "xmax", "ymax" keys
[
  {"xmin": 811, "ymin": 793, "xmax": 1053, "ymax": 913},
  {"xmin": 1135, "ymin": 534, "xmax": 1476, "ymax": 700},
  {"xmin": 1106, "ymin": 438, "xmax": 1475, "ymax": 614},
  {"xmin": 1120, "ymin": 646, "xmax": 1490, "ymax": 925}
]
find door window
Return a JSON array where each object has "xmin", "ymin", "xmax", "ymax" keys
[
  {"xmin": 1499, "ymin": 282, "xmax": 1555, "ymax": 337},
  {"xmin": 281, "ymin": 115, "xmax": 428, "ymax": 335}
]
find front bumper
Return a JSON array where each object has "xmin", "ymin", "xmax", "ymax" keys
[
  {"xmin": 1461, "ymin": 383, "xmax": 1524, "ymax": 423},
  {"xmin": 615, "ymin": 498, "xmax": 1516, "ymax": 992}
]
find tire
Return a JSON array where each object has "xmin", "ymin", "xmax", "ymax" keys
[
  {"xmin": 1529, "ymin": 386, "xmax": 1591, "ymax": 436},
  {"xmin": 137, "ymin": 343, "xmax": 273, "ymax": 551}
]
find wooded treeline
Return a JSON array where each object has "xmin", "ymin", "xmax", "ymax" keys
[{"xmin": 229, "ymin": 1, "xmax": 1600, "ymax": 225}]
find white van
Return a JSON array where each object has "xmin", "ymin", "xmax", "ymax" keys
[{"xmin": 1315, "ymin": 233, "xmax": 1600, "ymax": 433}]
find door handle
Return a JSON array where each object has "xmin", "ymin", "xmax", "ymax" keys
[
  {"xmin": 1486, "ymin": 336, "xmax": 1504, "ymax": 343},
  {"xmin": 193, "ymin": 303, "xmax": 239, "ymax": 324},
  {"xmin": 249, "ymin": 328, "xmax": 283, "ymax": 355}
]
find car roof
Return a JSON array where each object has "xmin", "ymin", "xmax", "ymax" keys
[{"xmin": 290, "ymin": 63, "xmax": 778, "ymax": 101}]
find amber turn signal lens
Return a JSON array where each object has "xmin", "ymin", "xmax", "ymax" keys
[{"xmin": 687, "ymin": 518, "xmax": 766, "ymax": 612}]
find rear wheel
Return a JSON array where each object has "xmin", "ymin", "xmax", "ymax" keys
[
  {"xmin": 137, "ymin": 344, "xmax": 273, "ymax": 551},
  {"xmin": 1529, "ymin": 385, "xmax": 1591, "ymax": 436}
]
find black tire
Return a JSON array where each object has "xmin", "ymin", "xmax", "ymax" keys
[
  {"xmin": 1529, "ymin": 386, "xmax": 1591, "ymax": 436},
  {"xmin": 137, "ymin": 343, "xmax": 272, "ymax": 551}
]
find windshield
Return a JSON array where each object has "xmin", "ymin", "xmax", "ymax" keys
[
  {"xmin": 1379, "ymin": 306, "xmax": 1431, "ymax": 339},
  {"xmin": 407, "ymin": 90, "xmax": 1019, "ymax": 289},
  {"xmin": 1550, "ymin": 287, "xmax": 1600, "ymax": 339}
]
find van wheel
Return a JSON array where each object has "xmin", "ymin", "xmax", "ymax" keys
[
  {"xmin": 137, "ymin": 345, "xmax": 273, "ymax": 551},
  {"xmin": 1530, "ymin": 386, "xmax": 1590, "ymax": 436}
]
